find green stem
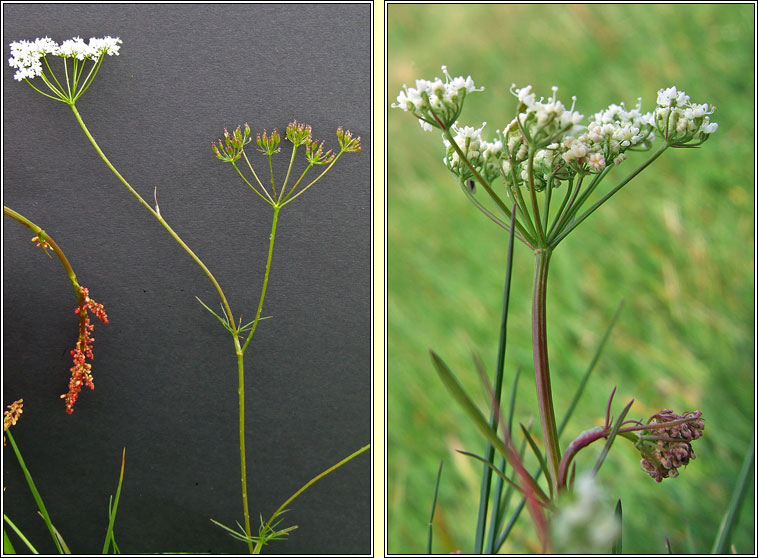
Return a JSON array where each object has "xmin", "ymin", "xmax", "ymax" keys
[
  {"xmin": 280, "ymin": 152, "xmax": 344, "ymax": 207},
  {"xmin": 237, "ymin": 348, "xmax": 254, "ymax": 554},
  {"xmin": 67, "ymin": 103, "xmax": 257, "ymax": 551},
  {"xmin": 440, "ymin": 127, "xmax": 534, "ymax": 246},
  {"xmin": 267, "ymin": 154, "xmax": 277, "ymax": 199},
  {"xmin": 551, "ymin": 143, "xmax": 669, "ymax": 246},
  {"xmin": 532, "ymin": 248, "xmax": 561, "ymax": 485},
  {"xmin": 241, "ymin": 206, "xmax": 280, "ymax": 354},
  {"xmin": 68, "ymin": 103, "xmax": 236, "ymax": 325},
  {"xmin": 236, "ymin": 206, "xmax": 281, "ymax": 553},
  {"xmin": 526, "ymin": 146, "xmax": 546, "ymax": 245},
  {"xmin": 4, "ymin": 206, "xmax": 82, "ymax": 300},
  {"xmin": 279, "ymin": 144, "xmax": 298, "ymax": 199}
]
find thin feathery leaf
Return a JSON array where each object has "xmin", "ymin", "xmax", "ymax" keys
[
  {"xmin": 239, "ymin": 315, "xmax": 272, "ymax": 332},
  {"xmin": 209, "ymin": 518, "xmax": 254, "ymax": 543},
  {"xmin": 592, "ymin": 399, "xmax": 634, "ymax": 475},
  {"xmin": 195, "ymin": 296, "xmax": 233, "ymax": 333}
]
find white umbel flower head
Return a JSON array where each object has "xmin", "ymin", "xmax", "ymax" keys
[
  {"xmin": 443, "ymin": 121, "xmax": 489, "ymax": 174},
  {"xmin": 653, "ymin": 86, "xmax": 717, "ymax": 146},
  {"xmin": 8, "ymin": 35, "xmax": 121, "ymax": 81},
  {"xmin": 392, "ymin": 65, "xmax": 484, "ymax": 131},
  {"xmin": 509, "ymin": 84, "xmax": 584, "ymax": 147},
  {"xmin": 8, "ymin": 37, "xmax": 59, "ymax": 81}
]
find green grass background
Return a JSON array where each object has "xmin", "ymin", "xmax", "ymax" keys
[{"xmin": 387, "ymin": 4, "xmax": 754, "ymax": 554}]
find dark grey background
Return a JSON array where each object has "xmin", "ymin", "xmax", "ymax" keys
[{"xmin": 2, "ymin": 3, "xmax": 371, "ymax": 555}]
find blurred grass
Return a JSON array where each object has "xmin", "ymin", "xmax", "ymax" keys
[{"xmin": 387, "ymin": 4, "xmax": 754, "ymax": 555}]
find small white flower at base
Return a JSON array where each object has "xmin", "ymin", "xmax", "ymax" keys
[{"xmin": 550, "ymin": 474, "xmax": 620, "ymax": 554}]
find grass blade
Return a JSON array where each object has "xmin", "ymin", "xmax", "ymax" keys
[
  {"xmin": 430, "ymin": 350, "xmax": 550, "ymax": 547},
  {"xmin": 486, "ymin": 367, "xmax": 522, "ymax": 551},
  {"xmin": 558, "ymin": 300, "xmax": 624, "ymax": 437},
  {"xmin": 102, "ymin": 448, "xmax": 126, "ymax": 554},
  {"xmin": 611, "ymin": 498, "xmax": 622, "ymax": 554},
  {"xmin": 5, "ymin": 430, "xmax": 63, "ymax": 554},
  {"xmin": 3, "ymin": 527, "xmax": 16, "ymax": 554},
  {"xmin": 494, "ymin": 429, "xmax": 528, "ymax": 530},
  {"xmin": 430, "ymin": 352, "xmax": 514, "ymax": 470},
  {"xmin": 711, "ymin": 437, "xmax": 754, "ymax": 554},
  {"xmin": 494, "ymin": 303, "xmax": 623, "ymax": 552},
  {"xmin": 3, "ymin": 515, "xmax": 36, "ymax": 554},
  {"xmin": 475, "ymin": 203, "xmax": 517, "ymax": 554},
  {"xmin": 456, "ymin": 450, "xmax": 550, "ymax": 506},
  {"xmin": 520, "ymin": 423, "xmax": 553, "ymax": 499},
  {"xmin": 426, "ymin": 460, "xmax": 444, "ymax": 554},
  {"xmin": 42, "ymin": 517, "xmax": 70, "ymax": 554}
]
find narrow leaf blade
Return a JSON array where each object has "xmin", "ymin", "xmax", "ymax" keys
[
  {"xmin": 611, "ymin": 498, "xmax": 622, "ymax": 554},
  {"xmin": 711, "ymin": 437, "xmax": 754, "ymax": 553},
  {"xmin": 426, "ymin": 461, "xmax": 444, "ymax": 554}
]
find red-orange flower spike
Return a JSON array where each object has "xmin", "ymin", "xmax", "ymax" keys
[{"xmin": 62, "ymin": 286, "xmax": 108, "ymax": 414}]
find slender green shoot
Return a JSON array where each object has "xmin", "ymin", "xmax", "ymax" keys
[
  {"xmin": 426, "ymin": 461, "xmax": 444, "ymax": 554},
  {"xmin": 5, "ymin": 431, "xmax": 63, "ymax": 554},
  {"xmin": 4, "ymin": 515, "xmax": 34, "ymax": 554},
  {"xmin": 520, "ymin": 424, "xmax": 553, "ymax": 499},
  {"xmin": 102, "ymin": 448, "xmax": 126, "ymax": 554},
  {"xmin": 456, "ymin": 450, "xmax": 550, "ymax": 507},
  {"xmin": 474, "ymin": 203, "xmax": 517, "ymax": 554},
  {"xmin": 711, "ymin": 437, "xmax": 754, "ymax": 554},
  {"xmin": 251, "ymin": 444, "xmax": 371, "ymax": 554},
  {"xmin": 558, "ymin": 300, "xmax": 624, "ymax": 437},
  {"xmin": 592, "ymin": 399, "xmax": 634, "ymax": 475},
  {"xmin": 43, "ymin": 518, "xmax": 70, "ymax": 554},
  {"xmin": 612, "ymin": 499, "xmax": 622, "ymax": 554}
]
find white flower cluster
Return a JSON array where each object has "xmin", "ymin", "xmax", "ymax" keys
[
  {"xmin": 442, "ymin": 122, "xmax": 505, "ymax": 182},
  {"xmin": 499, "ymin": 90, "xmax": 659, "ymax": 190},
  {"xmin": 558, "ymin": 100, "xmax": 657, "ymax": 172},
  {"xmin": 550, "ymin": 474, "xmax": 620, "ymax": 554},
  {"xmin": 393, "ymin": 70, "xmax": 718, "ymax": 196},
  {"xmin": 510, "ymin": 84, "xmax": 585, "ymax": 146},
  {"xmin": 8, "ymin": 36, "xmax": 121, "ymax": 81},
  {"xmin": 392, "ymin": 66, "xmax": 483, "ymax": 131},
  {"xmin": 653, "ymin": 86, "xmax": 717, "ymax": 145}
]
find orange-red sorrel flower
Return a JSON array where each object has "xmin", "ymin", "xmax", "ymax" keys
[{"xmin": 61, "ymin": 286, "xmax": 108, "ymax": 414}]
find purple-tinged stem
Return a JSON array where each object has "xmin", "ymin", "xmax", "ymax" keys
[{"xmin": 532, "ymin": 247, "xmax": 561, "ymax": 487}]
